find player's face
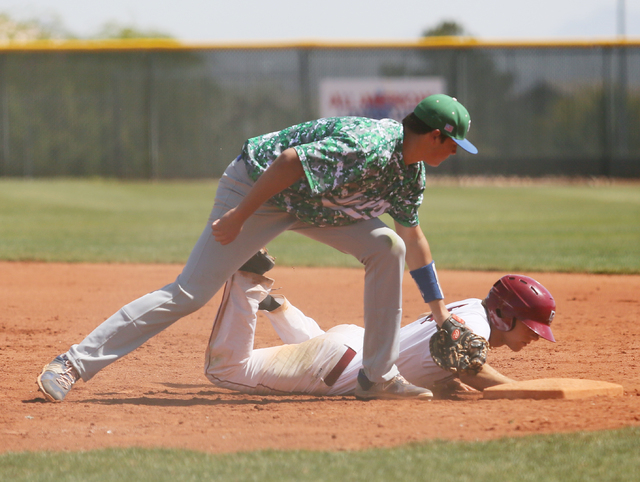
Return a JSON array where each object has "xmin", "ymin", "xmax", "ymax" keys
[
  {"xmin": 424, "ymin": 137, "xmax": 458, "ymax": 167},
  {"xmin": 503, "ymin": 319, "xmax": 540, "ymax": 352}
]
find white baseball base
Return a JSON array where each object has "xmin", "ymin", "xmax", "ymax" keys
[{"xmin": 483, "ymin": 378, "xmax": 624, "ymax": 400}]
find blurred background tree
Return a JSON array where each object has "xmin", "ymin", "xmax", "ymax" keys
[
  {"xmin": 91, "ymin": 21, "xmax": 174, "ymax": 40},
  {"xmin": 422, "ymin": 20, "xmax": 467, "ymax": 37},
  {"xmin": 0, "ymin": 12, "xmax": 71, "ymax": 40},
  {"xmin": 0, "ymin": 12, "xmax": 173, "ymax": 40}
]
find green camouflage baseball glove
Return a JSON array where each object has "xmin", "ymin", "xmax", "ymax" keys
[{"xmin": 429, "ymin": 314, "xmax": 488, "ymax": 375}]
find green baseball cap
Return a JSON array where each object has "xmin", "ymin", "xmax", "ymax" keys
[{"xmin": 413, "ymin": 94, "xmax": 478, "ymax": 154}]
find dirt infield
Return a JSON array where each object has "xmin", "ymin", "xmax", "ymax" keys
[{"xmin": 1, "ymin": 262, "xmax": 639, "ymax": 453}]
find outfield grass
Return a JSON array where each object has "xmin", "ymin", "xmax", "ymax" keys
[
  {"xmin": 415, "ymin": 183, "xmax": 640, "ymax": 273},
  {"xmin": 0, "ymin": 179, "xmax": 212, "ymax": 264},
  {"xmin": 2, "ymin": 427, "xmax": 640, "ymax": 481},
  {"xmin": 0, "ymin": 179, "xmax": 638, "ymax": 273}
]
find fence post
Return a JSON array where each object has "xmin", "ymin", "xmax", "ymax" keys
[
  {"xmin": 0, "ymin": 54, "xmax": 7, "ymax": 176},
  {"xmin": 616, "ymin": 44, "xmax": 629, "ymax": 169},
  {"xmin": 601, "ymin": 47, "xmax": 613, "ymax": 177},
  {"xmin": 298, "ymin": 48, "xmax": 311, "ymax": 121},
  {"xmin": 146, "ymin": 52, "xmax": 160, "ymax": 180},
  {"xmin": 450, "ymin": 48, "xmax": 466, "ymax": 176}
]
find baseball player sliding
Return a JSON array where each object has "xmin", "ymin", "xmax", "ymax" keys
[
  {"xmin": 205, "ymin": 255, "xmax": 557, "ymax": 397},
  {"xmin": 38, "ymin": 94, "xmax": 482, "ymax": 402}
]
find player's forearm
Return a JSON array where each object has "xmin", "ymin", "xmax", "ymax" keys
[
  {"xmin": 394, "ymin": 223, "xmax": 432, "ymax": 270},
  {"xmin": 395, "ymin": 224, "xmax": 450, "ymax": 325},
  {"xmin": 427, "ymin": 300, "xmax": 450, "ymax": 326},
  {"xmin": 459, "ymin": 363, "xmax": 516, "ymax": 391},
  {"xmin": 233, "ymin": 148, "xmax": 304, "ymax": 222}
]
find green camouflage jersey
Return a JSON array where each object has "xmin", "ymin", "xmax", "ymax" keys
[{"xmin": 240, "ymin": 117, "xmax": 426, "ymax": 227}]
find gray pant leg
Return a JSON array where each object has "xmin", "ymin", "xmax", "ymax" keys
[
  {"xmin": 68, "ymin": 160, "xmax": 296, "ymax": 380},
  {"xmin": 290, "ymin": 219, "xmax": 405, "ymax": 383}
]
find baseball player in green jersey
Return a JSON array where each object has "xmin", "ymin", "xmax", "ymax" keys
[{"xmin": 37, "ymin": 94, "xmax": 479, "ymax": 402}]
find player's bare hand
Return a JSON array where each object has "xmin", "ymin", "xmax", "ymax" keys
[
  {"xmin": 431, "ymin": 378, "xmax": 479, "ymax": 399},
  {"xmin": 454, "ymin": 381, "xmax": 477, "ymax": 392},
  {"xmin": 211, "ymin": 209, "xmax": 244, "ymax": 245}
]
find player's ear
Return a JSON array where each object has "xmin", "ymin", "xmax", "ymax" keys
[{"xmin": 428, "ymin": 129, "xmax": 442, "ymax": 143}]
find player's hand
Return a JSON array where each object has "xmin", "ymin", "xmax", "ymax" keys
[
  {"xmin": 454, "ymin": 380, "xmax": 477, "ymax": 392},
  {"xmin": 211, "ymin": 209, "xmax": 244, "ymax": 245},
  {"xmin": 431, "ymin": 378, "xmax": 478, "ymax": 399}
]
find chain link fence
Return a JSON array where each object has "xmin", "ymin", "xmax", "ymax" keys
[{"xmin": 0, "ymin": 40, "xmax": 638, "ymax": 178}]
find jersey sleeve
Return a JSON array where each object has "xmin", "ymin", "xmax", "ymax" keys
[
  {"xmin": 387, "ymin": 192, "xmax": 423, "ymax": 227},
  {"xmin": 386, "ymin": 163, "xmax": 425, "ymax": 228},
  {"xmin": 448, "ymin": 300, "xmax": 492, "ymax": 341}
]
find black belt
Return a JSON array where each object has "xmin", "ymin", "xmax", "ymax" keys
[{"xmin": 324, "ymin": 347, "xmax": 357, "ymax": 387}]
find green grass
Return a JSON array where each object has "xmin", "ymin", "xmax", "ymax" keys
[
  {"xmin": 417, "ymin": 184, "xmax": 640, "ymax": 273},
  {"xmin": 0, "ymin": 179, "xmax": 215, "ymax": 263},
  {"xmin": 1, "ymin": 178, "xmax": 638, "ymax": 273},
  {"xmin": 2, "ymin": 427, "xmax": 640, "ymax": 481}
]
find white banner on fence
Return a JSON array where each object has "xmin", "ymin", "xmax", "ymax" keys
[{"xmin": 319, "ymin": 77, "xmax": 446, "ymax": 121}]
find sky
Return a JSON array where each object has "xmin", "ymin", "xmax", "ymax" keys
[{"xmin": 1, "ymin": 0, "xmax": 639, "ymax": 42}]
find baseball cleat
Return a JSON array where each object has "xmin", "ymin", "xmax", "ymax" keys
[
  {"xmin": 239, "ymin": 248, "xmax": 275, "ymax": 275},
  {"xmin": 354, "ymin": 369, "xmax": 433, "ymax": 401},
  {"xmin": 257, "ymin": 294, "xmax": 282, "ymax": 312},
  {"xmin": 37, "ymin": 354, "xmax": 80, "ymax": 402}
]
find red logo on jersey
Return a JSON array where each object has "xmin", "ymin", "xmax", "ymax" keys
[{"xmin": 451, "ymin": 329, "xmax": 461, "ymax": 341}]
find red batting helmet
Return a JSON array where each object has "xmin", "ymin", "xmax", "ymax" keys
[{"xmin": 484, "ymin": 275, "xmax": 556, "ymax": 342}]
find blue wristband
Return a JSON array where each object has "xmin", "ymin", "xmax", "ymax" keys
[{"xmin": 410, "ymin": 261, "xmax": 444, "ymax": 303}]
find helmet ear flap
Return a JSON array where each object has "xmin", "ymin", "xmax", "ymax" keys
[
  {"xmin": 494, "ymin": 307, "xmax": 516, "ymax": 331},
  {"xmin": 485, "ymin": 296, "xmax": 512, "ymax": 332}
]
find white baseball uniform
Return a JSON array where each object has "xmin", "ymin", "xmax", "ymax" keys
[{"xmin": 205, "ymin": 271, "xmax": 491, "ymax": 395}]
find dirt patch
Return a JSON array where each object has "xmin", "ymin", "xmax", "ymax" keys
[{"xmin": 1, "ymin": 262, "xmax": 639, "ymax": 453}]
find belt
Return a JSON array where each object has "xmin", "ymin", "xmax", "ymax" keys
[{"xmin": 323, "ymin": 346, "xmax": 357, "ymax": 387}]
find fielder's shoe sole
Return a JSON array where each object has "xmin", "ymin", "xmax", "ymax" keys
[
  {"xmin": 37, "ymin": 354, "xmax": 79, "ymax": 402},
  {"xmin": 355, "ymin": 369, "xmax": 433, "ymax": 401},
  {"xmin": 239, "ymin": 248, "xmax": 275, "ymax": 275}
]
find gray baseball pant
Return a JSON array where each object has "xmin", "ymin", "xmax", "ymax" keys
[{"xmin": 67, "ymin": 158, "xmax": 405, "ymax": 383}]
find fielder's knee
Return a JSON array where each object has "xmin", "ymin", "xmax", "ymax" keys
[{"xmin": 363, "ymin": 229, "xmax": 406, "ymax": 265}]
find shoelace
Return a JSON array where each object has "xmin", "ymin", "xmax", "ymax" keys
[
  {"xmin": 394, "ymin": 375, "xmax": 410, "ymax": 384},
  {"xmin": 381, "ymin": 375, "xmax": 409, "ymax": 389},
  {"xmin": 56, "ymin": 361, "xmax": 78, "ymax": 390}
]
